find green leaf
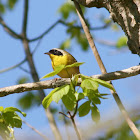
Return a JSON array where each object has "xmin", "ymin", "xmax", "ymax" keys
[
  {"xmin": 3, "ymin": 112, "xmax": 22, "ymax": 128},
  {"xmin": 77, "ymin": 33, "xmax": 89, "ymax": 51},
  {"xmin": 65, "ymin": 62, "xmax": 85, "ymax": 68},
  {"xmin": 111, "ymin": 24, "xmax": 120, "ymax": 31},
  {"xmin": 0, "ymin": 123, "xmax": 11, "ymax": 140},
  {"xmin": 104, "ymin": 19, "xmax": 111, "ymax": 24},
  {"xmin": 17, "ymin": 77, "xmax": 29, "ymax": 84},
  {"xmin": 78, "ymin": 101, "xmax": 90, "ymax": 117},
  {"xmin": 18, "ymin": 92, "xmax": 41, "ymax": 110},
  {"xmin": 71, "ymin": 74, "xmax": 79, "ymax": 87},
  {"xmin": 84, "ymin": 89, "xmax": 98, "ymax": 99},
  {"xmin": 79, "ymin": 74, "xmax": 89, "ymax": 81},
  {"xmin": 67, "ymin": 28, "xmax": 80, "ymax": 39},
  {"xmin": 4, "ymin": 107, "xmax": 26, "ymax": 117},
  {"xmin": 91, "ymin": 106, "xmax": 100, "ymax": 123},
  {"xmin": 42, "ymin": 88, "xmax": 59, "ymax": 109},
  {"xmin": 91, "ymin": 97, "xmax": 101, "ymax": 104},
  {"xmin": 60, "ymin": 39, "xmax": 71, "ymax": 50},
  {"xmin": 40, "ymin": 65, "xmax": 65, "ymax": 80},
  {"xmin": 52, "ymin": 85, "xmax": 70, "ymax": 103},
  {"xmin": 116, "ymin": 36, "xmax": 127, "ymax": 48},
  {"xmin": 81, "ymin": 79, "xmax": 99, "ymax": 91},
  {"xmin": 18, "ymin": 92, "xmax": 35, "ymax": 110},
  {"xmin": 58, "ymin": 3, "xmax": 76, "ymax": 19},
  {"xmin": 8, "ymin": 0, "xmax": 17, "ymax": 9},
  {"xmin": 75, "ymin": 92, "xmax": 85, "ymax": 101},
  {"xmin": 62, "ymin": 90, "xmax": 76, "ymax": 111},
  {"xmin": 12, "ymin": 115, "xmax": 22, "ymax": 128},
  {"xmin": 0, "ymin": 4, "xmax": 5, "ymax": 13},
  {"xmin": 91, "ymin": 78, "xmax": 115, "ymax": 92},
  {"xmin": 0, "ymin": 106, "xmax": 4, "ymax": 112}
]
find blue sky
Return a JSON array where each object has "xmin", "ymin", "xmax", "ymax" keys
[{"xmin": 0, "ymin": 0, "xmax": 140, "ymax": 139}]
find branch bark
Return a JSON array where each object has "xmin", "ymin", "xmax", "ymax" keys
[
  {"xmin": 0, "ymin": 17, "xmax": 22, "ymax": 39},
  {"xmin": 73, "ymin": 1, "xmax": 140, "ymax": 139},
  {"xmin": 0, "ymin": 65, "xmax": 140, "ymax": 97},
  {"xmin": 76, "ymin": 0, "xmax": 140, "ymax": 55}
]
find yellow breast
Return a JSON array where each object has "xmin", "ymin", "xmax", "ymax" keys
[{"xmin": 49, "ymin": 53, "xmax": 80, "ymax": 78}]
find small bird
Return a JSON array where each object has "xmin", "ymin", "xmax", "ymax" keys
[{"xmin": 44, "ymin": 48, "xmax": 80, "ymax": 78}]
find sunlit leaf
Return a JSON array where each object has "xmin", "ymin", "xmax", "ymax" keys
[
  {"xmin": 42, "ymin": 88, "xmax": 59, "ymax": 109},
  {"xmin": 58, "ymin": 3, "xmax": 76, "ymax": 19},
  {"xmin": 4, "ymin": 107, "xmax": 26, "ymax": 117},
  {"xmin": 81, "ymin": 79, "xmax": 99, "ymax": 91},
  {"xmin": 116, "ymin": 36, "xmax": 127, "ymax": 48},
  {"xmin": 71, "ymin": 74, "xmax": 80, "ymax": 87},
  {"xmin": 52, "ymin": 85, "xmax": 70, "ymax": 103},
  {"xmin": 62, "ymin": 90, "xmax": 76, "ymax": 111},
  {"xmin": 91, "ymin": 106, "xmax": 100, "ymax": 123},
  {"xmin": 78, "ymin": 101, "xmax": 90, "ymax": 117},
  {"xmin": 91, "ymin": 78, "xmax": 115, "ymax": 92},
  {"xmin": 0, "ymin": 123, "xmax": 11, "ymax": 140},
  {"xmin": 0, "ymin": 106, "xmax": 4, "ymax": 112},
  {"xmin": 65, "ymin": 62, "xmax": 85, "ymax": 68},
  {"xmin": 40, "ymin": 65, "xmax": 65, "ymax": 79},
  {"xmin": 60, "ymin": 39, "xmax": 71, "ymax": 50},
  {"xmin": 75, "ymin": 92, "xmax": 85, "ymax": 101}
]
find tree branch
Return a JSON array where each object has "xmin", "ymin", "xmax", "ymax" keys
[
  {"xmin": 21, "ymin": 1, "xmax": 62, "ymax": 139},
  {"xmin": 0, "ymin": 58, "xmax": 26, "ymax": 74},
  {"xmin": 0, "ymin": 65, "xmax": 140, "ymax": 97},
  {"xmin": 22, "ymin": 0, "xmax": 29, "ymax": 36},
  {"xmin": 73, "ymin": 1, "xmax": 140, "ymax": 139},
  {"xmin": 29, "ymin": 20, "xmax": 61, "ymax": 42},
  {"xmin": 0, "ymin": 17, "xmax": 22, "ymax": 39},
  {"xmin": 77, "ymin": 0, "xmax": 140, "ymax": 55},
  {"xmin": 29, "ymin": 19, "xmax": 110, "ymax": 42},
  {"xmin": 23, "ymin": 120, "xmax": 49, "ymax": 140}
]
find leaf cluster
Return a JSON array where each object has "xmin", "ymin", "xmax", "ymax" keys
[
  {"xmin": 17, "ymin": 77, "xmax": 41, "ymax": 110},
  {"xmin": 0, "ymin": 0, "xmax": 18, "ymax": 13},
  {"xmin": 0, "ymin": 106, "xmax": 26, "ymax": 140},
  {"xmin": 58, "ymin": 2, "xmax": 88, "ymax": 51},
  {"xmin": 41, "ymin": 62, "xmax": 114, "ymax": 123}
]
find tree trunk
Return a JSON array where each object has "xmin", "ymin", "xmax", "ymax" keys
[{"xmin": 76, "ymin": 0, "xmax": 140, "ymax": 55}]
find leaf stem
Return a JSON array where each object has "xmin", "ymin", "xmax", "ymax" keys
[
  {"xmin": 73, "ymin": 1, "xmax": 140, "ymax": 139},
  {"xmin": 68, "ymin": 111, "xmax": 82, "ymax": 140}
]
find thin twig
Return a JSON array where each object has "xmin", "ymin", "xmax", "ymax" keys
[
  {"xmin": 68, "ymin": 111, "xmax": 82, "ymax": 140},
  {"xmin": 0, "ymin": 58, "xmax": 26, "ymax": 74},
  {"xmin": 59, "ymin": 19, "xmax": 111, "ymax": 30},
  {"xmin": 29, "ymin": 20, "xmax": 61, "ymax": 42},
  {"xmin": 23, "ymin": 120, "xmax": 49, "ymax": 140},
  {"xmin": 22, "ymin": 0, "xmax": 28, "ymax": 36},
  {"xmin": 18, "ymin": 66, "xmax": 30, "ymax": 74},
  {"xmin": 59, "ymin": 112, "xmax": 70, "ymax": 119},
  {"xmin": 72, "ymin": 101, "xmax": 78, "ymax": 118},
  {"xmin": 29, "ymin": 19, "xmax": 110, "ymax": 42},
  {"xmin": 73, "ymin": 1, "xmax": 140, "ymax": 139},
  {"xmin": 21, "ymin": 1, "xmax": 62, "ymax": 139},
  {"xmin": 32, "ymin": 37, "xmax": 43, "ymax": 54},
  {"xmin": 0, "ymin": 17, "xmax": 22, "ymax": 39}
]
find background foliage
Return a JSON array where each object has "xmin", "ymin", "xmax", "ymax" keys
[{"xmin": 0, "ymin": 0, "xmax": 140, "ymax": 139}]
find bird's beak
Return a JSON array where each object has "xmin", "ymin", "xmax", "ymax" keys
[{"xmin": 44, "ymin": 52, "xmax": 50, "ymax": 55}]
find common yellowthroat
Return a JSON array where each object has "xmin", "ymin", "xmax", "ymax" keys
[{"xmin": 44, "ymin": 48, "xmax": 80, "ymax": 78}]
